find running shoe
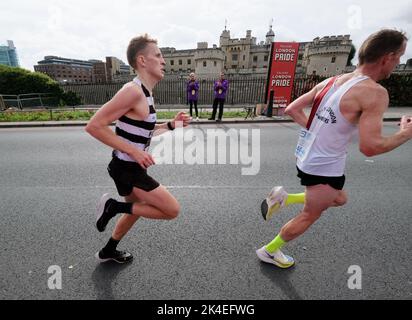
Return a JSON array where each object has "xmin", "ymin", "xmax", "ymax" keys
[
  {"xmin": 256, "ymin": 246, "xmax": 294, "ymax": 269},
  {"xmin": 96, "ymin": 193, "xmax": 115, "ymax": 232},
  {"xmin": 95, "ymin": 249, "xmax": 133, "ymax": 264},
  {"xmin": 261, "ymin": 186, "xmax": 288, "ymax": 221}
]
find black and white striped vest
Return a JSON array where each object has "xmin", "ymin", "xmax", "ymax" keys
[{"xmin": 113, "ymin": 78, "xmax": 157, "ymax": 162}]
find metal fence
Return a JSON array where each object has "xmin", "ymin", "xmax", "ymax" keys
[
  {"xmin": 3, "ymin": 74, "xmax": 409, "ymax": 110},
  {"xmin": 0, "ymin": 93, "xmax": 60, "ymax": 110},
  {"xmin": 61, "ymin": 76, "xmax": 324, "ymax": 106}
]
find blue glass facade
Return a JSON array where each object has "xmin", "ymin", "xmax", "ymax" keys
[{"xmin": 0, "ymin": 41, "xmax": 20, "ymax": 67}]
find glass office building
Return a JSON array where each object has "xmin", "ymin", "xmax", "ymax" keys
[{"xmin": 0, "ymin": 40, "xmax": 19, "ymax": 67}]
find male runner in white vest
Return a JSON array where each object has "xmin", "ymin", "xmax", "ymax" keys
[{"xmin": 257, "ymin": 29, "xmax": 412, "ymax": 268}]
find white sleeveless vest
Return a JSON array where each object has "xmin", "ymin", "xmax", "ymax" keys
[{"xmin": 297, "ymin": 75, "xmax": 369, "ymax": 176}]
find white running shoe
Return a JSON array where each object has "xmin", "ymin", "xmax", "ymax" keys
[
  {"xmin": 260, "ymin": 186, "xmax": 288, "ymax": 221},
  {"xmin": 256, "ymin": 246, "xmax": 295, "ymax": 269},
  {"xmin": 196, "ymin": 117, "xmax": 199, "ymax": 121}
]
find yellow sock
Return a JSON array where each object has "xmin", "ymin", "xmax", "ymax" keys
[
  {"xmin": 265, "ymin": 234, "xmax": 286, "ymax": 253},
  {"xmin": 285, "ymin": 193, "xmax": 305, "ymax": 206}
]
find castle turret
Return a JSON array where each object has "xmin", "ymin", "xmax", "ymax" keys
[
  {"xmin": 220, "ymin": 28, "xmax": 230, "ymax": 47},
  {"xmin": 265, "ymin": 23, "xmax": 275, "ymax": 44}
]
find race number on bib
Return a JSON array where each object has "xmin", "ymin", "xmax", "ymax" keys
[{"xmin": 295, "ymin": 128, "xmax": 316, "ymax": 161}]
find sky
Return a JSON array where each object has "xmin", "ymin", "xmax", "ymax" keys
[{"xmin": 1, "ymin": 0, "xmax": 411, "ymax": 71}]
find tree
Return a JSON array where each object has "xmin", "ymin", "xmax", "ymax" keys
[
  {"xmin": 346, "ymin": 44, "xmax": 356, "ymax": 66},
  {"xmin": 0, "ymin": 65, "xmax": 62, "ymax": 95},
  {"xmin": 61, "ymin": 91, "xmax": 82, "ymax": 106},
  {"xmin": 0, "ymin": 65, "xmax": 81, "ymax": 106}
]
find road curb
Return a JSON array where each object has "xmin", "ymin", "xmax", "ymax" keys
[{"xmin": 0, "ymin": 117, "xmax": 403, "ymax": 129}]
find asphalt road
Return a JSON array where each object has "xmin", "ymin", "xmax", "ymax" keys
[{"xmin": 0, "ymin": 123, "xmax": 411, "ymax": 300}]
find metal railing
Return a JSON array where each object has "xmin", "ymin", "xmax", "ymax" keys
[
  {"xmin": 0, "ymin": 93, "xmax": 59, "ymax": 110},
  {"xmin": 61, "ymin": 76, "xmax": 325, "ymax": 106},
  {"xmin": 2, "ymin": 74, "xmax": 409, "ymax": 111}
]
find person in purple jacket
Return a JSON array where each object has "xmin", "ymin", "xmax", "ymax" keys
[
  {"xmin": 187, "ymin": 72, "xmax": 199, "ymax": 121},
  {"xmin": 209, "ymin": 72, "xmax": 229, "ymax": 122}
]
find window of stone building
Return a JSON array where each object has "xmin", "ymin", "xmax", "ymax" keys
[
  {"xmin": 187, "ymin": 59, "xmax": 191, "ymax": 65},
  {"xmin": 253, "ymin": 56, "xmax": 258, "ymax": 62},
  {"xmin": 264, "ymin": 55, "xmax": 268, "ymax": 62},
  {"xmin": 179, "ymin": 60, "xmax": 182, "ymax": 65},
  {"xmin": 214, "ymin": 61, "xmax": 217, "ymax": 67},
  {"xmin": 203, "ymin": 61, "xmax": 207, "ymax": 67},
  {"xmin": 243, "ymin": 55, "xmax": 245, "ymax": 61},
  {"xmin": 232, "ymin": 65, "xmax": 236, "ymax": 69},
  {"xmin": 232, "ymin": 54, "xmax": 238, "ymax": 61},
  {"xmin": 170, "ymin": 60, "xmax": 174, "ymax": 65},
  {"xmin": 331, "ymin": 56, "xmax": 336, "ymax": 63}
]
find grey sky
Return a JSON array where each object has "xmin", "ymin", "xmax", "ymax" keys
[{"xmin": 1, "ymin": 0, "xmax": 411, "ymax": 70}]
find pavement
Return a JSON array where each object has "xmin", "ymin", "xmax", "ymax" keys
[
  {"xmin": 0, "ymin": 107, "xmax": 411, "ymax": 128},
  {"xmin": 1, "ymin": 123, "xmax": 411, "ymax": 300}
]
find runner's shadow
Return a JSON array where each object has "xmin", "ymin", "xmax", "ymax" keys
[
  {"xmin": 91, "ymin": 262, "xmax": 132, "ymax": 300},
  {"xmin": 259, "ymin": 263, "xmax": 302, "ymax": 300}
]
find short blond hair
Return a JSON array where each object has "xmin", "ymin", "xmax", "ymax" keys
[{"xmin": 127, "ymin": 34, "xmax": 157, "ymax": 69}]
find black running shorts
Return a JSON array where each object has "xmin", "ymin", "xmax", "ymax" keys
[
  {"xmin": 296, "ymin": 166, "xmax": 345, "ymax": 190},
  {"xmin": 108, "ymin": 156, "xmax": 160, "ymax": 196}
]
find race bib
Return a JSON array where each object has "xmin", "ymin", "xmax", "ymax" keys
[
  {"xmin": 295, "ymin": 128, "xmax": 316, "ymax": 161},
  {"xmin": 218, "ymin": 89, "xmax": 222, "ymax": 94},
  {"xmin": 191, "ymin": 90, "xmax": 195, "ymax": 96}
]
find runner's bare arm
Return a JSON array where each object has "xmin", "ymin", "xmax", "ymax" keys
[
  {"xmin": 358, "ymin": 87, "xmax": 412, "ymax": 156},
  {"xmin": 153, "ymin": 111, "xmax": 191, "ymax": 136},
  {"xmin": 284, "ymin": 83, "xmax": 322, "ymax": 128},
  {"xmin": 85, "ymin": 86, "xmax": 155, "ymax": 167},
  {"xmin": 153, "ymin": 122, "xmax": 169, "ymax": 134}
]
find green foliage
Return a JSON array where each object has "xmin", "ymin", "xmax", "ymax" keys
[
  {"xmin": 0, "ymin": 65, "xmax": 62, "ymax": 96},
  {"xmin": 60, "ymin": 91, "xmax": 82, "ymax": 106},
  {"xmin": 0, "ymin": 111, "xmax": 51, "ymax": 122},
  {"xmin": 0, "ymin": 65, "xmax": 82, "ymax": 106},
  {"xmin": 346, "ymin": 44, "xmax": 356, "ymax": 66},
  {"xmin": 0, "ymin": 110, "xmax": 249, "ymax": 122},
  {"xmin": 380, "ymin": 74, "xmax": 412, "ymax": 106}
]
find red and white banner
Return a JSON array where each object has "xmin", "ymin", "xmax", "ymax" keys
[{"xmin": 266, "ymin": 42, "xmax": 300, "ymax": 106}]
